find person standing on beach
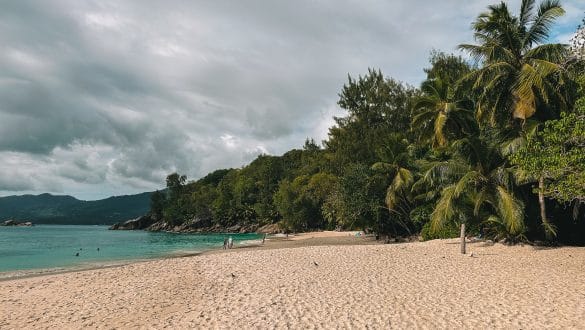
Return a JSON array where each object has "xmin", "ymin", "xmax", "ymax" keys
[
  {"xmin": 223, "ymin": 237, "xmax": 228, "ymax": 249},
  {"xmin": 228, "ymin": 236, "xmax": 233, "ymax": 249}
]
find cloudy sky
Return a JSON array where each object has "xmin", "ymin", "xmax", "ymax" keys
[{"xmin": 1, "ymin": 0, "xmax": 583, "ymax": 200}]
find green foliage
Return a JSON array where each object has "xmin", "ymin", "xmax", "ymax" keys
[
  {"xmin": 459, "ymin": 0, "xmax": 574, "ymax": 126},
  {"xmin": 428, "ymin": 136, "xmax": 526, "ymax": 240},
  {"xmin": 273, "ymin": 172, "xmax": 338, "ymax": 232},
  {"xmin": 421, "ymin": 221, "xmax": 460, "ymax": 241},
  {"xmin": 412, "ymin": 77, "xmax": 476, "ymax": 148},
  {"xmin": 424, "ymin": 50, "xmax": 473, "ymax": 86},
  {"xmin": 150, "ymin": 190, "xmax": 166, "ymax": 219},
  {"xmin": 325, "ymin": 69, "xmax": 419, "ymax": 171},
  {"xmin": 511, "ymin": 99, "xmax": 585, "ymax": 203}
]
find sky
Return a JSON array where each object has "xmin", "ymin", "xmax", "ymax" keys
[{"xmin": 0, "ymin": 0, "xmax": 583, "ymax": 200}]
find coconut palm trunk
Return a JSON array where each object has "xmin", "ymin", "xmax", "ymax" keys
[{"xmin": 460, "ymin": 223, "xmax": 466, "ymax": 254}]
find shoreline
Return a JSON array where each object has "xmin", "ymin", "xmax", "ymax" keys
[
  {"xmin": 0, "ymin": 251, "xmax": 204, "ymax": 282},
  {"xmin": 0, "ymin": 231, "xmax": 369, "ymax": 282}
]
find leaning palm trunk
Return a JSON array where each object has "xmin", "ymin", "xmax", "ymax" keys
[{"xmin": 460, "ymin": 223, "xmax": 466, "ymax": 254}]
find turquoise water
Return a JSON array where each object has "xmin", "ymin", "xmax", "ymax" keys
[{"xmin": 0, "ymin": 225, "xmax": 260, "ymax": 274}]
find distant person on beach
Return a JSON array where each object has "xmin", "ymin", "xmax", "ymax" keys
[
  {"xmin": 262, "ymin": 234, "xmax": 267, "ymax": 245},
  {"xmin": 223, "ymin": 237, "xmax": 228, "ymax": 249},
  {"xmin": 228, "ymin": 236, "xmax": 233, "ymax": 249}
]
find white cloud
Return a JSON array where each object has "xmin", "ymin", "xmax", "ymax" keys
[{"xmin": 84, "ymin": 12, "xmax": 126, "ymax": 30}]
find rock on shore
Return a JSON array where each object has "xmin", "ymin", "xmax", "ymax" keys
[{"xmin": 1, "ymin": 219, "xmax": 34, "ymax": 226}]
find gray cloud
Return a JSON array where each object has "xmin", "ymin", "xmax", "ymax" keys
[{"xmin": 0, "ymin": 0, "xmax": 583, "ymax": 200}]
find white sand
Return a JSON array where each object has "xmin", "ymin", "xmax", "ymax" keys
[{"xmin": 1, "ymin": 238, "xmax": 585, "ymax": 329}]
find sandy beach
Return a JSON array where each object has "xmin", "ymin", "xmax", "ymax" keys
[{"xmin": 2, "ymin": 234, "xmax": 585, "ymax": 329}]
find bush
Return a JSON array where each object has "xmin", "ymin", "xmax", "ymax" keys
[{"xmin": 420, "ymin": 221, "xmax": 460, "ymax": 241}]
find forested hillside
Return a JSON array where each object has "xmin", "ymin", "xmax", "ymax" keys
[
  {"xmin": 148, "ymin": 1, "xmax": 585, "ymax": 244},
  {"xmin": 0, "ymin": 192, "xmax": 152, "ymax": 225}
]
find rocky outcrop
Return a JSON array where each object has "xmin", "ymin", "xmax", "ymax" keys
[
  {"xmin": 109, "ymin": 214, "xmax": 264, "ymax": 234},
  {"xmin": 1, "ymin": 220, "xmax": 34, "ymax": 226},
  {"xmin": 108, "ymin": 215, "xmax": 156, "ymax": 230}
]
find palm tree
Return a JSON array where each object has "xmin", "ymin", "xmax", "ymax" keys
[
  {"xmin": 430, "ymin": 137, "xmax": 525, "ymax": 252},
  {"xmin": 371, "ymin": 134, "xmax": 415, "ymax": 233},
  {"xmin": 412, "ymin": 77, "xmax": 476, "ymax": 148},
  {"xmin": 459, "ymin": 0, "xmax": 570, "ymax": 126}
]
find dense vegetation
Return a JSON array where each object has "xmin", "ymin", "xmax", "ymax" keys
[
  {"xmin": 151, "ymin": 0, "xmax": 584, "ymax": 244},
  {"xmin": 0, "ymin": 193, "xmax": 152, "ymax": 225}
]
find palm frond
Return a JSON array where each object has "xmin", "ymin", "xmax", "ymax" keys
[
  {"xmin": 495, "ymin": 185, "xmax": 525, "ymax": 235},
  {"xmin": 430, "ymin": 185, "xmax": 458, "ymax": 232},
  {"xmin": 473, "ymin": 188, "xmax": 490, "ymax": 216},
  {"xmin": 524, "ymin": 0, "xmax": 564, "ymax": 47},
  {"xmin": 519, "ymin": 0, "xmax": 536, "ymax": 28},
  {"xmin": 524, "ymin": 43, "xmax": 567, "ymax": 62},
  {"xmin": 454, "ymin": 170, "xmax": 483, "ymax": 196},
  {"xmin": 391, "ymin": 167, "xmax": 414, "ymax": 193}
]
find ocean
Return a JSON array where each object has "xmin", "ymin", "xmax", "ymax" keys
[{"xmin": 0, "ymin": 225, "xmax": 260, "ymax": 275}]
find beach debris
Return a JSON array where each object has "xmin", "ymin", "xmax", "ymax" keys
[
  {"xmin": 231, "ymin": 273, "xmax": 236, "ymax": 278},
  {"xmin": 469, "ymin": 252, "xmax": 474, "ymax": 257},
  {"xmin": 313, "ymin": 261, "xmax": 319, "ymax": 266}
]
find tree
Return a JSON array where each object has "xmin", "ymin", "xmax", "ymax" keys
[
  {"xmin": 430, "ymin": 137, "xmax": 525, "ymax": 251},
  {"xmin": 371, "ymin": 134, "xmax": 415, "ymax": 234},
  {"xmin": 325, "ymin": 69, "xmax": 419, "ymax": 170},
  {"xmin": 161, "ymin": 173, "xmax": 188, "ymax": 226},
  {"xmin": 511, "ymin": 97, "xmax": 585, "ymax": 235},
  {"xmin": 166, "ymin": 173, "xmax": 187, "ymax": 201},
  {"xmin": 424, "ymin": 50, "xmax": 473, "ymax": 86},
  {"xmin": 274, "ymin": 172, "xmax": 338, "ymax": 232},
  {"xmin": 150, "ymin": 190, "xmax": 166, "ymax": 220},
  {"xmin": 460, "ymin": 0, "xmax": 572, "ymax": 126},
  {"xmin": 412, "ymin": 77, "xmax": 476, "ymax": 148},
  {"xmin": 303, "ymin": 138, "xmax": 321, "ymax": 152}
]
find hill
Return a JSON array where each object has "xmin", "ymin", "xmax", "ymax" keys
[{"xmin": 0, "ymin": 192, "xmax": 153, "ymax": 225}]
